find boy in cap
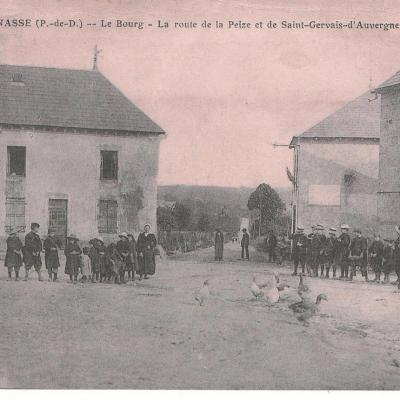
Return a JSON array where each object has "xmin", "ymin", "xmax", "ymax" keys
[
  {"xmin": 337, "ymin": 224, "xmax": 351, "ymax": 280},
  {"xmin": 4, "ymin": 228, "xmax": 23, "ymax": 281},
  {"xmin": 116, "ymin": 232, "xmax": 130, "ymax": 283},
  {"xmin": 43, "ymin": 228, "xmax": 61, "ymax": 282},
  {"xmin": 23, "ymin": 223, "xmax": 43, "ymax": 281},
  {"xmin": 325, "ymin": 228, "xmax": 339, "ymax": 279},
  {"xmin": 290, "ymin": 227, "xmax": 308, "ymax": 275},
  {"xmin": 349, "ymin": 229, "xmax": 368, "ymax": 281},
  {"xmin": 369, "ymin": 233, "xmax": 384, "ymax": 282}
]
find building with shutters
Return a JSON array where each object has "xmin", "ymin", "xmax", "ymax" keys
[
  {"xmin": 289, "ymin": 90, "xmax": 381, "ymax": 236},
  {"xmin": 0, "ymin": 64, "xmax": 165, "ymax": 245}
]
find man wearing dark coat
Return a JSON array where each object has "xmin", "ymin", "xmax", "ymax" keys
[
  {"xmin": 89, "ymin": 237, "xmax": 104, "ymax": 283},
  {"xmin": 137, "ymin": 224, "xmax": 157, "ymax": 280},
  {"xmin": 337, "ymin": 224, "xmax": 351, "ymax": 280},
  {"xmin": 43, "ymin": 228, "xmax": 61, "ymax": 282},
  {"xmin": 23, "ymin": 222, "xmax": 43, "ymax": 281},
  {"xmin": 5, "ymin": 228, "xmax": 23, "ymax": 281},
  {"xmin": 290, "ymin": 227, "xmax": 308, "ymax": 275},
  {"xmin": 349, "ymin": 229, "xmax": 368, "ymax": 281},
  {"xmin": 241, "ymin": 228, "xmax": 250, "ymax": 260},
  {"xmin": 325, "ymin": 228, "xmax": 339, "ymax": 279},
  {"xmin": 64, "ymin": 234, "xmax": 82, "ymax": 283},
  {"xmin": 214, "ymin": 229, "xmax": 224, "ymax": 261},
  {"xmin": 369, "ymin": 233, "xmax": 384, "ymax": 282}
]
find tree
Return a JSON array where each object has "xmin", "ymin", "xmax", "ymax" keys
[
  {"xmin": 157, "ymin": 206, "xmax": 175, "ymax": 232},
  {"xmin": 197, "ymin": 213, "xmax": 211, "ymax": 232},
  {"xmin": 174, "ymin": 202, "xmax": 192, "ymax": 231},
  {"xmin": 247, "ymin": 183, "xmax": 285, "ymax": 235}
]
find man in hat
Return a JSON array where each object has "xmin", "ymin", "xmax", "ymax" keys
[
  {"xmin": 43, "ymin": 228, "xmax": 61, "ymax": 282},
  {"xmin": 4, "ymin": 228, "xmax": 23, "ymax": 281},
  {"xmin": 116, "ymin": 232, "xmax": 130, "ymax": 283},
  {"xmin": 214, "ymin": 228, "xmax": 224, "ymax": 261},
  {"xmin": 369, "ymin": 233, "xmax": 384, "ymax": 282},
  {"xmin": 23, "ymin": 222, "xmax": 43, "ymax": 281},
  {"xmin": 306, "ymin": 226, "xmax": 316, "ymax": 276},
  {"xmin": 290, "ymin": 226, "xmax": 308, "ymax": 275},
  {"xmin": 64, "ymin": 234, "xmax": 82, "ymax": 283},
  {"xmin": 241, "ymin": 228, "xmax": 250, "ymax": 260},
  {"xmin": 325, "ymin": 228, "xmax": 339, "ymax": 279},
  {"xmin": 349, "ymin": 229, "xmax": 368, "ymax": 281},
  {"xmin": 309, "ymin": 224, "xmax": 324, "ymax": 277},
  {"xmin": 316, "ymin": 225, "xmax": 328, "ymax": 278},
  {"xmin": 337, "ymin": 224, "xmax": 351, "ymax": 280}
]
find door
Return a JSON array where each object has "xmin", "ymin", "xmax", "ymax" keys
[{"xmin": 49, "ymin": 199, "xmax": 68, "ymax": 247}]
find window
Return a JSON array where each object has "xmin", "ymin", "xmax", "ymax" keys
[
  {"xmin": 5, "ymin": 198, "xmax": 26, "ymax": 233},
  {"xmin": 100, "ymin": 151, "xmax": 118, "ymax": 180},
  {"xmin": 7, "ymin": 146, "xmax": 26, "ymax": 177},
  {"xmin": 308, "ymin": 185, "xmax": 341, "ymax": 206},
  {"xmin": 98, "ymin": 200, "xmax": 118, "ymax": 233}
]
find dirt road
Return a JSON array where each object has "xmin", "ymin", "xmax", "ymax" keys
[{"xmin": 0, "ymin": 243, "xmax": 399, "ymax": 389}]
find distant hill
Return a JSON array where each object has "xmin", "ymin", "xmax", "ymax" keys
[{"xmin": 158, "ymin": 185, "xmax": 292, "ymax": 212}]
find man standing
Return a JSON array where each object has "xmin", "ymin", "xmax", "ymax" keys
[
  {"xmin": 267, "ymin": 230, "xmax": 277, "ymax": 263},
  {"xmin": 241, "ymin": 228, "xmax": 250, "ymax": 260},
  {"xmin": 337, "ymin": 224, "xmax": 351, "ymax": 280},
  {"xmin": 393, "ymin": 226, "xmax": 400, "ymax": 285},
  {"xmin": 349, "ymin": 229, "xmax": 368, "ymax": 281},
  {"xmin": 315, "ymin": 225, "xmax": 327, "ymax": 278},
  {"xmin": 5, "ymin": 228, "xmax": 23, "ymax": 281},
  {"xmin": 309, "ymin": 224, "xmax": 324, "ymax": 277},
  {"xmin": 291, "ymin": 226, "xmax": 308, "ymax": 275},
  {"xmin": 23, "ymin": 222, "xmax": 43, "ymax": 281},
  {"xmin": 369, "ymin": 233, "xmax": 384, "ymax": 282},
  {"xmin": 325, "ymin": 228, "xmax": 339, "ymax": 279},
  {"xmin": 214, "ymin": 228, "xmax": 224, "ymax": 261},
  {"xmin": 43, "ymin": 228, "xmax": 60, "ymax": 282}
]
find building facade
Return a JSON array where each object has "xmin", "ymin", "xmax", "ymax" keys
[
  {"xmin": 290, "ymin": 91, "xmax": 381, "ymax": 236},
  {"xmin": 374, "ymin": 71, "xmax": 400, "ymax": 237},
  {"xmin": 0, "ymin": 64, "xmax": 165, "ymax": 245}
]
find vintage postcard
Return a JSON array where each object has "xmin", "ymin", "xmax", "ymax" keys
[{"xmin": 0, "ymin": 0, "xmax": 399, "ymax": 392}]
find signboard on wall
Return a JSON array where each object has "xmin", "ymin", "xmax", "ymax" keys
[{"xmin": 308, "ymin": 185, "xmax": 341, "ymax": 206}]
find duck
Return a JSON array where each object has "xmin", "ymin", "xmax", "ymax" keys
[
  {"xmin": 251, "ymin": 275, "xmax": 264, "ymax": 299},
  {"xmin": 289, "ymin": 294, "xmax": 328, "ymax": 325},
  {"xmin": 194, "ymin": 280, "xmax": 210, "ymax": 306},
  {"xmin": 297, "ymin": 273, "xmax": 311, "ymax": 300}
]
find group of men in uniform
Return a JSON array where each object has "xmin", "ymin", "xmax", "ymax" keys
[{"xmin": 291, "ymin": 224, "xmax": 400, "ymax": 283}]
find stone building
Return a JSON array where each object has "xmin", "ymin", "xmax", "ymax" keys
[
  {"xmin": 289, "ymin": 91, "xmax": 381, "ymax": 235},
  {"xmin": 0, "ymin": 64, "xmax": 165, "ymax": 245},
  {"xmin": 374, "ymin": 71, "xmax": 400, "ymax": 237}
]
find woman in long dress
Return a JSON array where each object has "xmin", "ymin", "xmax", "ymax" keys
[{"xmin": 137, "ymin": 224, "xmax": 157, "ymax": 280}]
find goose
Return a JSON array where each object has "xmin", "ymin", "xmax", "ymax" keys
[
  {"xmin": 298, "ymin": 273, "xmax": 311, "ymax": 300},
  {"xmin": 194, "ymin": 280, "xmax": 210, "ymax": 306},
  {"xmin": 289, "ymin": 294, "xmax": 328, "ymax": 325},
  {"xmin": 251, "ymin": 276, "xmax": 264, "ymax": 299}
]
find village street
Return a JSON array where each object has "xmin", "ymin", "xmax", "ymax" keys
[{"xmin": 0, "ymin": 243, "xmax": 400, "ymax": 389}]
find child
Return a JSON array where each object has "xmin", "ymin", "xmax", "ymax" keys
[{"xmin": 81, "ymin": 247, "xmax": 91, "ymax": 283}]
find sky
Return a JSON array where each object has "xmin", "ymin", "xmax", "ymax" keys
[{"xmin": 2, "ymin": 0, "xmax": 400, "ymax": 188}]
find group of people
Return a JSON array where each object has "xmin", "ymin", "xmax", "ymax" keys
[
  {"xmin": 4, "ymin": 222, "xmax": 158, "ymax": 283},
  {"xmin": 214, "ymin": 228, "xmax": 250, "ymax": 261},
  {"xmin": 291, "ymin": 223, "xmax": 400, "ymax": 284}
]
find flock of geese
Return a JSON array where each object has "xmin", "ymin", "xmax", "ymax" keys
[{"xmin": 194, "ymin": 273, "xmax": 328, "ymax": 325}]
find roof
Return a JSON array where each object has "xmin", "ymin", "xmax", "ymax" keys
[
  {"xmin": 0, "ymin": 64, "xmax": 165, "ymax": 134},
  {"xmin": 375, "ymin": 70, "xmax": 400, "ymax": 91},
  {"xmin": 290, "ymin": 90, "xmax": 380, "ymax": 147}
]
